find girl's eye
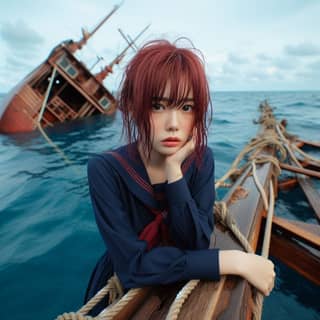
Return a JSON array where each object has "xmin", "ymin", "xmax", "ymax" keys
[
  {"xmin": 152, "ymin": 103, "xmax": 165, "ymax": 111},
  {"xmin": 181, "ymin": 104, "xmax": 194, "ymax": 112}
]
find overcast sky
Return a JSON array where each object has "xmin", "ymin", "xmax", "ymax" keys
[{"xmin": 0, "ymin": 0, "xmax": 319, "ymax": 93}]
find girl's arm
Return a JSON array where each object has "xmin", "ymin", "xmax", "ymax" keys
[{"xmin": 163, "ymin": 146, "xmax": 215, "ymax": 249}]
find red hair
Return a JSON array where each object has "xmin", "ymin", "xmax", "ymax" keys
[{"xmin": 117, "ymin": 39, "xmax": 212, "ymax": 160}]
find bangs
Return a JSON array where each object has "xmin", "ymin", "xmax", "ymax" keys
[
  {"xmin": 149, "ymin": 64, "xmax": 194, "ymax": 106},
  {"xmin": 143, "ymin": 49, "xmax": 203, "ymax": 108}
]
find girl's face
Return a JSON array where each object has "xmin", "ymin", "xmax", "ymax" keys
[{"xmin": 149, "ymin": 82, "xmax": 195, "ymax": 159}]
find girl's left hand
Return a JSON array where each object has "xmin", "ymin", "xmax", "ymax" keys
[
  {"xmin": 164, "ymin": 133, "xmax": 195, "ymax": 183},
  {"xmin": 165, "ymin": 137, "xmax": 195, "ymax": 167}
]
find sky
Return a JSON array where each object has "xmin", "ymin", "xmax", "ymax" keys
[{"xmin": 0, "ymin": 0, "xmax": 319, "ymax": 93}]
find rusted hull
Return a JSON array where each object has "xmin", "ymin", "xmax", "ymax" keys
[
  {"xmin": 0, "ymin": 91, "xmax": 39, "ymax": 133},
  {"xmin": 0, "ymin": 85, "xmax": 41, "ymax": 133}
]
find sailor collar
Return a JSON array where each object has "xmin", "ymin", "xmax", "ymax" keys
[{"xmin": 103, "ymin": 142, "xmax": 195, "ymax": 210}]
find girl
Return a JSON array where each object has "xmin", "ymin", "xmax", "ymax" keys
[{"xmin": 84, "ymin": 39, "xmax": 275, "ymax": 315}]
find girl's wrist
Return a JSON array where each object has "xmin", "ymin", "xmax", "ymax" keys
[
  {"xmin": 219, "ymin": 250, "xmax": 246, "ymax": 276},
  {"xmin": 165, "ymin": 163, "xmax": 182, "ymax": 183}
]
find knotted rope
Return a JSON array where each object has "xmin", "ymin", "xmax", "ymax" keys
[{"xmin": 56, "ymin": 274, "xmax": 125, "ymax": 320}]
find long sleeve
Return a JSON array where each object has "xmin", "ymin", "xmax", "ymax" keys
[
  {"xmin": 165, "ymin": 148, "xmax": 215, "ymax": 250},
  {"xmin": 87, "ymin": 154, "xmax": 219, "ymax": 289}
]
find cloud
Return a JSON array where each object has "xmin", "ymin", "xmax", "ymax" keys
[
  {"xmin": 256, "ymin": 53, "xmax": 272, "ymax": 61},
  {"xmin": 0, "ymin": 20, "xmax": 44, "ymax": 51},
  {"xmin": 228, "ymin": 53, "xmax": 248, "ymax": 65},
  {"xmin": 285, "ymin": 42, "xmax": 320, "ymax": 57},
  {"xmin": 308, "ymin": 60, "xmax": 320, "ymax": 70},
  {"xmin": 0, "ymin": 20, "xmax": 46, "ymax": 92}
]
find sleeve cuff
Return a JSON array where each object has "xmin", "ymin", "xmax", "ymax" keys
[
  {"xmin": 184, "ymin": 249, "xmax": 220, "ymax": 281},
  {"xmin": 165, "ymin": 177, "xmax": 192, "ymax": 205}
]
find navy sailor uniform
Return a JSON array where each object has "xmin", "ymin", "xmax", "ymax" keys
[{"xmin": 84, "ymin": 142, "xmax": 220, "ymax": 315}]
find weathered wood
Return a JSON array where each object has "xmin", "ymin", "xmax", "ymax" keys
[
  {"xmin": 278, "ymin": 178, "xmax": 298, "ymax": 190},
  {"xmin": 280, "ymin": 162, "xmax": 320, "ymax": 179},
  {"xmin": 177, "ymin": 161, "xmax": 274, "ymax": 320},
  {"xmin": 270, "ymin": 232, "xmax": 320, "ymax": 286},
  {"xmin": 262, "ymin": 214, "xmax": 320, "ymax": 248},
  {"xmin": 294, "ymin": 141, "xmax": 304, "ymax": 148},
  {"xmin": 297, "ymin": 176, "xmax": 320, "ymax": 222},
  {"xmin": 298, "ymin": 139, "xmax": 320, "ymax": 149},
  {"xmin": 299, "ymin": 159, "xmax": 320, "ymax": 172},
  {"xmin": 131, "ymin": 294, "xmax": 162, "ymax": 320}
]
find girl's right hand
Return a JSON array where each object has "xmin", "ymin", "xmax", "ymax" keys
[
  {"xmin": 239, "ymin": 253, "xmax": 276, "ymax": 296},
  {"xmin": 219, "ymin": 250, "xmax": 276, "ymax": 296}
]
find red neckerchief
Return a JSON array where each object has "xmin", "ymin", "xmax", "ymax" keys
[
  {"xmin": 138, "ymin": 207, "xmax": 172, "ymax": 251},
  {"xmin": 107, "ymin": 145, "xmax": 195, "ymax": 251}
]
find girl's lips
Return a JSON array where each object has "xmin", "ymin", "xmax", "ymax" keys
[
  {"xmin": 161, "ymin": 137, "xmax": 181, "ymax": 147},
  {"xmin": 161, "ymin": 140, "xmax": 180, "ymax": 147},
  {"xmin": 161, "ymin": 137, "xmax": 181, "ymax": 142}
]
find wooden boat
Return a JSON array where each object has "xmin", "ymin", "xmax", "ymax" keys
[
  {"xmin": 0, "ymin": 5, "xmax": 148, "ymax": 134},
  {"xmin": 56, "ymin": 102, "xmax": 320, "ymax": 320}
]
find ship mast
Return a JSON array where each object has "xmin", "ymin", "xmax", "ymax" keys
[
  {"xmin": 95, "ymin": 24, "xmax": 150, "ymax": 82},
  {"xmin": 67, "ymin": 4, "xmax": 121, "ymax": 53}
]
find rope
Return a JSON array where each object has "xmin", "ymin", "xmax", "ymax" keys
[
  {"xmin": 36, "ymin": 123, "xmax": 73, "ymax": 166},
  {"xmin": 252, "ymin": 182, "xmax": 275, "ymax": 320},
  {"xmin": 291, "ymin": 144, "xmax": 320, "ymax": 166},
  {"xmin": 214, "ymin": 201, "xmax": 254, "ymax": 254},
  {"xmin": 165, "ymin": 280, "xmax": 200, "ymax": 320},
  {"xmin": 55, "ymin": 274, "xmax": 124, "ymax": 320},
  {"xmin": 99, "ymin": 288, "xmax": 142, "ymax": 320},
  {"xmin": 251, "ymin": 160, "xmax": 269, "ymax": 211},
  {"xmin": 78, "ymin": 274, "xmax": 123, "ymax": 315},
  {"xmin": 276, "ymin": 124, "xmax": 302, "ymax": 168},
  {"xmin": 56, "ymin": 312, "xmax": 93, "ymax": 320},
  {"xmin": 215, "ymin": 115, "xmax": 285, "ymax": 190}
]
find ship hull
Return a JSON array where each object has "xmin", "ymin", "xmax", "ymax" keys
[{"xmin": 0, "ymin": 45, "xmax": 117, "ymax": 134}]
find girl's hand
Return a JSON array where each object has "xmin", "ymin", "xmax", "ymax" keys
[
  {"xmin": 219, "ymin": 250, "xmax": 276, "ymax": 296},
  {"xmin": 165, "ymin": 136, "xmax": 195, "ymax": 167},
  {"xmin": 164, "ymin": 134, "xmax": 195, "ymax": 183},
  {"xmin": 239, "ymin": 253, "xmax": 275, "ymax": 296}
]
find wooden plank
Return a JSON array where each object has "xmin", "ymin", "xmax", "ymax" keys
[
  {"xmin": 263, "ymin": 214, "xmax": 320, "ymax": 248},
  {"xmin": 270, "ymin": 232, "xmax": 320, "ymax": 286},
  {"xmin": 297, "ymin": 176, "xmax": 320, "ymax": 222},
  {"xmin": 177, "ymin": 161, "xmax": 274, "ymax": 320},
  {"xmin": 278, "ymin": 178, "xmax": 298, "ymax": 190},
  {"xmin": 280, "ymin": 162, "xmax": 320, "ymax": 179},
  {"xmin": 299, "ymin": 160, "xmax": 320, "ymax": 172},
  {"xmin": 298, "ymin": 139, "xmax": 320, "ymax": 149},
  {"xmin": 131, "ymin": 294, "xmax": 162, "ymax": 320}
]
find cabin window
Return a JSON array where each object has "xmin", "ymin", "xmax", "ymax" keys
[
  {"xmin": 99, "ymin": 96, "xmax": 110, "ymax": 110},
  {"xmin": 57, "ymin": 55, "xmax": 78, "ymax": 78}
]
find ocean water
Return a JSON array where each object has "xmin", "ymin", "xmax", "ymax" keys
[{"xmin": 0, "ymin": 91, "xmax": 319, "ymax": 320}]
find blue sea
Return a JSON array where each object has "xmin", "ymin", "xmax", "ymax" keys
[{"xmin": 0, "ymin": 91, "xmax": 319, "ymax": 320}]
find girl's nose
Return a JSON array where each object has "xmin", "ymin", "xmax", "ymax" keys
[{"xmin": 166, "ymin": 109, "xmax": 179, "ymax": 131}]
